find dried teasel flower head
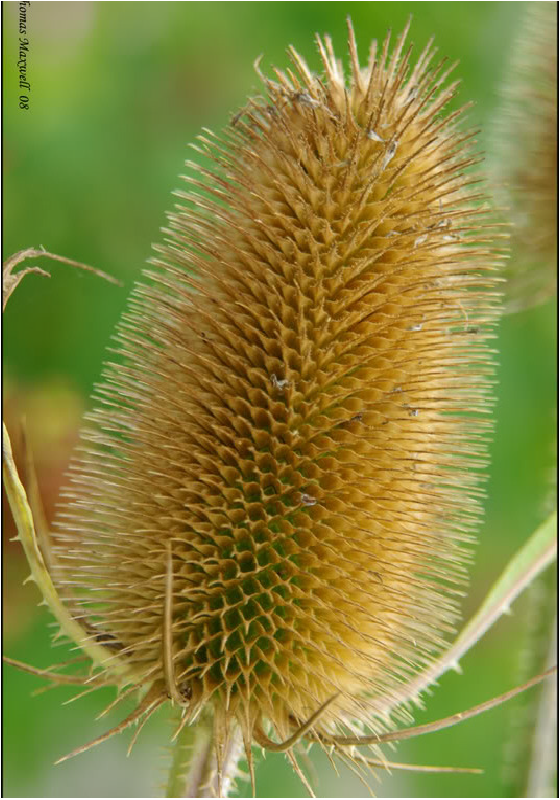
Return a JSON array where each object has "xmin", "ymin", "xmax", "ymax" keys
[
  {"xmin": 46, "ymin": 18, "xmax": 503, "ymax": 790},
  {"xmin": 493, "ymin": 2, "xmax": 558, "ymax": 311}
]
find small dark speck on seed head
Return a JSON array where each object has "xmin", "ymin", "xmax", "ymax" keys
[{"xmin": 180, "ymin": 683, "xmax": 192, "ymax": 701}]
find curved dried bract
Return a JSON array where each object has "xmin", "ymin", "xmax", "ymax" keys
[
  {"xmin": 321, "ymin": 666, "xmax": 556, "ymax": 746},
  {"xmin": 2, "ymin": 656, "xmax": 97, "ymax": 686},
  {"xmin": 350, "ymin": 756, "xmax": 482, "ymax": 774},
  {"xmin": 253, "ymin": 692, "xmax": 339, "ymax": 752},
  {"xmin": 43, "ymin": 17, "xmax": 503, "ymax": 788}
]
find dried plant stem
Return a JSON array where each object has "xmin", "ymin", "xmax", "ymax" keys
[{"xmin": 167, "ymin": 709, "xmax": 242, "ymax": 798}]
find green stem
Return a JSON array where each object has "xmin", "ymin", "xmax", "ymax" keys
[
  {"xmin": 525, "ymin": 612, "xmax": 558, "ymax": 798},
  {"xmin": 166, "ymin": 708, "xmax": 243, "ymax": 798},
  {"xmin": 502, "ymin": 562, "xmax": 558, "ymax": 797}
]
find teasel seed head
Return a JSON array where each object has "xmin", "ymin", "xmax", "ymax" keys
[
  {"xmin": 493, "ymin": 2, "xmax": 557, "ymax": 310},
  {"xmin": 52, "ymin": 18, "xmax": 502, "ymax": 780}
]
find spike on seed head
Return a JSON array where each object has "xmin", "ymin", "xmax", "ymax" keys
[{"xmin": 49, "ymin": 19, "xmax": 502, "ymax": 786}]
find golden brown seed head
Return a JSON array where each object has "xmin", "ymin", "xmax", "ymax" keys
[{"xmin": 54, "ymin": 21, "xmax": 501, "ymax": 749}]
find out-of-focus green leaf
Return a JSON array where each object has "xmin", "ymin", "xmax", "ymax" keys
[
  {"xmin": 2, "ymin": 420, "xmax": 119, "ymax": 671},
  {"xmin": 452, "ymin": 512, "xmax": 557, "ymax": 665},
  {"xmin": 385, "ymin": 512, "xmax": 557, "ymax": 712},
  {"xmin": 2, "ymin": 250, "xmax": 125, "ymax": 675}
]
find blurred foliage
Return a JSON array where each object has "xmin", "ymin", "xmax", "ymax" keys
[{"xmin": 3, "ymin": 2, "xmax": 556, "ymax": 798}]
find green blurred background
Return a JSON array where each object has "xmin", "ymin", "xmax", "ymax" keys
[{"xmin": 3, "ymin": 2, "xmax": 556, "ymax": 797}]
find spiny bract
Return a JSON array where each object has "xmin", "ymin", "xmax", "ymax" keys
[{"xmin": 52, "ymin": 19, "xmax": 501, "ymax": 789}]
